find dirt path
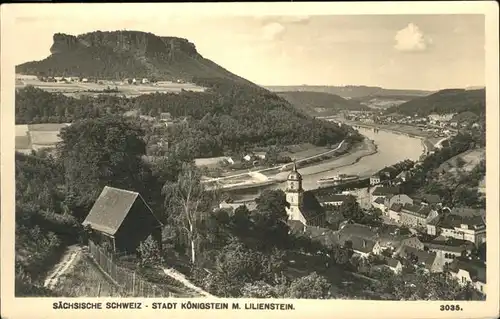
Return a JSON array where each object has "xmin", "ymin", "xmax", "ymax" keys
[
  {"xmin": 44, "ymin": 245, "xmax": 82, "ymax": 290},
  {"xmin": 162, "ymin": 268, "xmax": 214, "ymax": 297}
]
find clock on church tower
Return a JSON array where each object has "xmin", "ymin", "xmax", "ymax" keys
[{"xmin": 286, "ymin": 160, "xmax": 304, "ymax": 208}]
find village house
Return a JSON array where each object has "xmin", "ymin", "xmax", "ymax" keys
[
  {"xmin": 218, "ymin": 198, "xmax": 257, "ymax": 213},
  {"xmin": 448, "ymin": 259, "xmax": 486, "ymax": 294},
  {"xmin": 387, "ymin": 203, "xmax": 403, "ymax": 223},
  {"xmin": 419, "ymin": 194, "xmax": 442, "ymax": 207},
  {"xmin": 426, "ymin": 215, "xmax": 441, "ymax": 236},
  {"xmin": 254, "ymin": 152, "xmax": 267, "ymax": 160},
  {"xmin": 395, "ymin": 170, "xmax": 410, "ymax": 183},
  {"xmin": 370, "ymin": 174, "xmax": 381, "ymax": 185},
  {"xmin": 317, "ymin": 194, "xmax": 350, "ymax": 207},
  {"xmin": 385, "ymin": 194, "xmax": 413, "ymax": 213},
  {"xmin": 159, "ymin": 112, "xmax": 172, "ymax": 122},
  {"xmin": 428, "ymin": 113, "xmax": 456, "ymax": 122},
  {"xmin": 142, "ymin": 78, "xmax": 149, "ymax": 84},
  {"xmin": 370, "ymin": 186, "xmax": 400, "ymax": 204},
  {"xmin": 397, "ymin": 235, "xmax": 425, "ymax": 251},
  {"xmin": 383, "ymin": 257, "xmax": 403, "ymax": 274},
  {"xmin": 397, "ymin": 246, "xmax": 444, "ymax": 273},
  {"xmin": 399, "ymin": 203, "xmax": 439, "ymax": 229},
  {"xmin": 342, "ymin": 235, "xmax": 382, "ymax": 258},
  {"xmin": 437, "ymin": 214, "xmax": 486, "ymax": 245},
  {"xmin": 82, "ymin": 186, "xmax": 163, "ymax": 254},
  {"xmin": 372, "ymin": 197, "xmax": 386, "ymax": 212},
  {"xmin": 338, "ymin": 223, "xmax": 378, "ymax": 241}
]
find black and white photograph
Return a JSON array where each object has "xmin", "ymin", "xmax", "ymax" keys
[{"xmin": 1, "ymin": 2, "xmax": 499, "ymax": 319}]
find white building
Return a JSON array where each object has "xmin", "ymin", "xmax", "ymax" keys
[
  {"xmin": 449, "ymin": 260, "xmax": 486, "ymax": 294},
  {"xmin": 437, "ymin": 214, "xmax": 486, "ymax": 245}
]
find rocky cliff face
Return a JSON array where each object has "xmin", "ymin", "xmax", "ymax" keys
[
  {"xmin": 50, "ymin": 31, "xmax": 198, "ymax": 57},
  {"xmin": 17, "ymin": 30, "xmax": 251, "ymax": 85}
]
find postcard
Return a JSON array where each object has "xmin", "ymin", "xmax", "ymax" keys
[{"xmin": 1, "ymin": 2, "xmax": 499, "ymax": 319}]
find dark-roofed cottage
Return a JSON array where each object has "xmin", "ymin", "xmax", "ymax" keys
[{"xmin": 83, "ymin": 186, "xmax": 163, "ymax": 254}]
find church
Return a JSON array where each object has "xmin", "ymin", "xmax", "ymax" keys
[{"xmin": 285, "ymin": 161, "xmax": 326, "ymax": 228}]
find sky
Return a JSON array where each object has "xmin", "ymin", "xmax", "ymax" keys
[{"xmin": 8, "ymin": 5, "xmax": 486, "ymax": 90}]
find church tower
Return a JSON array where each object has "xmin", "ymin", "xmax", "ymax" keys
[{"xmin": 285, "ymin": 160, "xmax": 307, "ymax": 225}]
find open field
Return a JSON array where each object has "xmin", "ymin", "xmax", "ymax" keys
[
  {"xmin": 15, "ymin": 123, "xmax": 70, "ymax": 152},
  {"xmin": 29, "ymin": 131, "xmax": 63, "ymax": 145},
  {"xmin": 16, "ymin": 76, "xmax": 206, "ymax": 97},
  {"xmin": 436, "ymin": 148, "xmax": 485, "ymax": 175},
  {"xmin": 282, "ymin": 143, "xmax": 331, "ymax": 159},
  {"xmin": 459, "ymin": 148, "xmax": 485, "ymax": 171}
]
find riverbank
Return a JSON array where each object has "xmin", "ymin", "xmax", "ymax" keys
[
  {"xmin": 274, "ymin": 136, "xmax": 378, "ymax": 183},
  {"xmin": 338, "ymin": 120, "xmax": 434, "ymax": 155}
]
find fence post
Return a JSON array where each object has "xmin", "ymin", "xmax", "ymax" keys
[
  {"xmin": 97, "ymin": 282, "xmax": 102, "ymax": 297},
  {"xmin": 153, "ymin": 285, "xmax": 156, "ymax": 298},
  {"xmin": 132, "ymin": 272, "xmax": 136, "ymax": 296}
]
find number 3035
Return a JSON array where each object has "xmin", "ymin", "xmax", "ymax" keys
[{"xmin": 440, "ymin": 305, "xmax": 462, "ymax": 311}]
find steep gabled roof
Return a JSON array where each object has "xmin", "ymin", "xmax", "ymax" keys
[
  {"xmin": 300, "ymin": 191, "xmax": 325, "ymax": 221},
  {"xmin": 348, "ymin": 236, "xmax": 377, "ymax": 253},
  {"xmin": 450, "ymin": 207, "xmax": 486, "ymax": 218},
  {"xmin": 449, "ymin": 259, "xmax": 486, "ymax": 283},
  {"xmin": 339, "ymin": 223, "xmax": 378, "ymax": 240},
  {"xmin": 83, "ymin": 186, "xmax": 161, "ymax": 235},
  {"xmin": 399, "ymin": 246, "xmax": 437, "ymax": 269},
  {"xmin": 389, "ymin": 203, "xmax": 403, "ymax": 212},
  {"xmin": 385, "ymin": 257, "xmax": 401, "ymax": 268},
  {"xmin": 439, "ymin": 214, "xmax": 485, "ymax": 229},
  {"xmin": 372, "ymin": 186, "xmax": 400, "ymax": 196},
  {"xmin": 318, "ymin": 194, "xmax": 349, "ymax": 203},
  {"xmin": 401, "ymin": 203, "xmax": 432, "ymax": 218},
  {"xmin": 373, "ymin": 197, "xmax": 385, "ymax": 205}
]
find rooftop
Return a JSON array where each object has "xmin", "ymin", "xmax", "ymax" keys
[
  {"xmin": 389, "ymin": 203, "xmax": 403, "ymax": 212},
  {"xmin": 339, "ymin": 223, "xmax": 378, "ymax": 241},
  {"xmin": 400, "ymin": 246, "xmax": 437, "ymax": 269},
  {"xmin": 318, "ymin": 194, "xmax": 350, "ymax": 203},
  {"xmin": 82, "ymin": 186, "xmax": 161, "ymax": 235},
  {"xmin": 372, "ymin": 186, "xmax": 400, "ymax": 196},
  {"xmin": 449, "ymin": 259, "xmax": 486, "ymax": 283},
  {"xmin": 385, "ymin": 257, "xmax": 401, "ymax": 268},
  {"xmin": 401, "ymin": 203, "xmax": 432, "ymax": 218}
]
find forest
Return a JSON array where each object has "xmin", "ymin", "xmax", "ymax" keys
[
  {"xmin": 15, "ymin": 115, "xmax": 483, "ymax": 300},
  {"xmin": 16, "ymin": 83, "xmax": 361, "ymax": 159},
  {"xmin": 387, "ymin": 88, "xmax": 486, "ymax": 117}
]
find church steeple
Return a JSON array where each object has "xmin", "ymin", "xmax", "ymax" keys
[
  {"xmin": 287, "ymin": 159, "xmax": 302, "ymax": 182},
  {"xmin": 286, "ymin": 159, "xmax": 303, "ymax": 192},
  {"xmin": 285, "ymin": 159, "xmax": 305, "ymax": 224}
]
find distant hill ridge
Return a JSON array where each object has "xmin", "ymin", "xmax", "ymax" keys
[
  {"xmin": 16, "ymin": 30, "xmax": 254, "ymax": 86},
  {"xmin": 276, "ymin": 91, "xmax": 370, "ymax": 114},
  {"xmin": 387, "ymin": 88, "xmax": 486, "ymax": 116},
  {"xmin": 265, "ymin": 85, "xmax": 433, "ymax": 99}
]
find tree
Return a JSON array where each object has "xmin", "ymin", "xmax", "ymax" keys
[
  {"xmin": 162, "ymin": 163, "xmax": 216, "ymax": 264},
  {"xmin": 137, "ymin": 235, "xmax": 164, "ymax": 266},
  {"xmin": 57, "ymin": 116, "xmax": 148, "ymax": 217},
  {"xmin": 285, "ymin": 272, "xmax": 331, "ymax": 299},
  {"xmin": 338, "ymin": 195, "xmax": 364, "ymax": 223}
]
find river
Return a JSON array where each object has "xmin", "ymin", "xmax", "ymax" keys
[{"xmin": 228, "ymin": 127, "xmax": 424, "ymax": 199}]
